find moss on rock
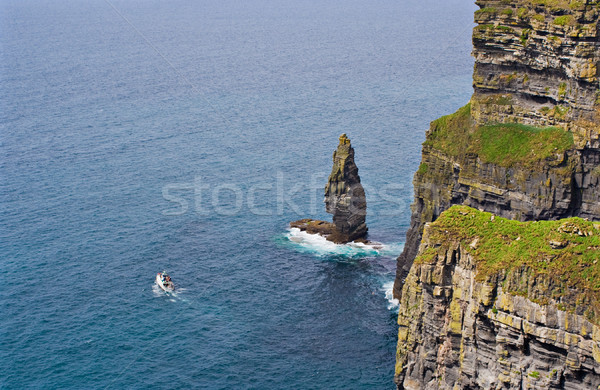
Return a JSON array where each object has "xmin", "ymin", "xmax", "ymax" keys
[{"xmin": 415, "ymin": 205, "xmax": 600, "ymax": 323}]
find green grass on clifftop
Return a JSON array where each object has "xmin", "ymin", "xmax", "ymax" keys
[
  {"xmin": 531, "ymin": 0, "xmax": 593, "ymax": 10},
  {"xmin": 416, "ymin": 205, "xmax": 600, "ymax": 322},
  {"xmin": 424, "ymin": 104, "xmax": 574, "ymax": 168},
  {"xmin": 472, "ymin": 123, "xmax": 573, "ymax": 167},
  {"xmin": 424, "ymin": 103, "xmax": 473, "ymax": 157}
]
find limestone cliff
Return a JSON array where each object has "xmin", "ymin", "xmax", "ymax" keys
[
  {"xmin": 394, "ymin": 105, "xmax": 600, "ymax": 298},
  {"xmin": 472, "ymin": 0, "xmax": 600, "ymax": 148},
  {"xmin": 393, "ymin": 1, "xmax": 600, "ymax": 388},
  {"xmin": 395, "ymin": 206, "xmax": 600, "ymax": 389},
  {"xmin": 394, "ymin": 0, "xmax": 600, "ymax": 299}
]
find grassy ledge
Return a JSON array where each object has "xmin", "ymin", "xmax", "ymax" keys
[
  {"xmin": 416, "ymin": 205, "xmax": 600, "ymax": 322},
  {"xmin": 472, "ymin": 123, "xmax": 573, "ymax": 166},
  {"xmin": 424, "ymin": 103, "xmax": 574, "ymax": 168},
  {"xmin": 424, "ymin": 103, "xmax": 474, "ymax": 157}
]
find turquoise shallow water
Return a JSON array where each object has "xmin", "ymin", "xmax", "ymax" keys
[{"xmin": 1, "ymin": 0, "xmax": 475, "ymax": 388}]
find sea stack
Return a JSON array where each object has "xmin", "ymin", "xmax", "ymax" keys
[
  {"xmin": 290, "ymin": 134, "xmax": 368, "ymax": 244},
  {"xmin": 324, "ymin": 134, "xmax": 367, "ymax": 243}
]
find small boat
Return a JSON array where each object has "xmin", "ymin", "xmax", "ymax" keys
[{"xmin": 156, "ymin": 271, "xmax": 174, "ymax": 292}]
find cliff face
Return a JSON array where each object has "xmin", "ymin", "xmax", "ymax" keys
[
  {"xmin": 394, "ymin": 110, "xmax": 600, "ymax": 296},
  {"xmin": 472, "ymin": 0, "xmax": 600, "ymax": 148},
  {"xmin": 393, "ymin": 1, "xmax": 600, "ymax": 388},
  {"xmin": 395, "ymin": 206, "xmax": 600, "ymax": 389},
  {"xmin": 394, "ymin": 0, "xmax": 600, "ymax": 299}
]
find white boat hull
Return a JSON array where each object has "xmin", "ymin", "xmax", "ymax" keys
[{"xmin": 156, "ymin": 273, "xmax": 174, "ymax": 292}]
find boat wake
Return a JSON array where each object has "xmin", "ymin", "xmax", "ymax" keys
[{"xmin": 151, "ymin": 283, "xmax": 187, "ymax": 302}]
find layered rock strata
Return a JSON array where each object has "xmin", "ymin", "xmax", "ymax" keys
[
  {"xmin": 394, "ymin": 0, "xmax": 600, "ymax": 299},
  {"xmin": 472, "ymin": 0, "xmax": 600, "ymax": 148},
  {"xmin": 394, "ymin": 1, "xmax": 600, "ymax": 388},
  {"xmin": 290, "ymin": 134, "xmax": 368, "ymax": 243},
  {"xmin": 324, "ymin": 133, "xmax": 368, "ymax": 243},
  {"xmin": 395, "ymin": 206, "xmax": 600, "ymax": 389},
  {"xmin": 394, "ymin": 108, "xmax": 600, "ymax": 297}
]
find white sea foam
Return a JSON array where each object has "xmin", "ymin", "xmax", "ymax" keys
[
  {"xmin": 152, "ymin": 283, "xmax": 163, "ymax": 296},
  {"xmin": 382, "ymin": 280, "xmax": 399, "ymax": 311},
  {"xmin": 285, "ymin": 228, "xmax": 380, "ymax": 257},
  {"xmin": 283, "ymin": 228, "xmax": 403, "ymax": 311},
  {"xmin": 152, "ymin": 282, "xmax": 181, "ymax": 300},
  {"xmin": 284, "ymin": 228, "xmax": 404, "ymax": 258}
]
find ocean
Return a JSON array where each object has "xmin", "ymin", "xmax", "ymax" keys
[{"xmin": 0, "ymin": 0, "xmax": 475, "ymax": 388}]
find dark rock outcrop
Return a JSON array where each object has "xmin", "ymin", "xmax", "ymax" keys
[
  {"xmin": 290, "ymin": 134, "xmax": 368, "ymax": 243},
  {"xmin": 289, "ymin": 218, "xmax": 336, "ymax": 237},
  {"xmin": 324, "ymin": 134, "xmax": 368, "ymax": 243}
]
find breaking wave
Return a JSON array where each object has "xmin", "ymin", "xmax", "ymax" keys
[
  {"xmin": 280, "ymin": 228, "xmax": 403, "ymax": 312},
  {"xmin": 382, "ymin": 280, "xmax": 399, "ymax": 311},
  {"xmin": 283, "ymin": 227, "xmax": 403, "ymax": 258}
]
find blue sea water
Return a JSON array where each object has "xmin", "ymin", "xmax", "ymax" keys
[{"xmin": 0, "ymin": 0, "xmax": 476, "ymax": 388}]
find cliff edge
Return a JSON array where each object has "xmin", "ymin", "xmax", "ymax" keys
[{"xmin": 395, "ymin": 206, "xmax": 600, "ymax": 389}]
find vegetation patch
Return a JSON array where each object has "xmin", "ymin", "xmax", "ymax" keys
[
  {"xmin": 553, "ymin": 15, "xmax": 575, "ymax": 26},
  {"xmin": 471, "ymin": 123, "xmax": 573, "ymax": 167},
  {"xmin": 499, "ymin": 73, "xmax": 518, "ymax": 84},
  {"xmin": 477, "ymin": 24, "xmax": 495, "ymax": 30},
  {"xmin": 529, "ymin": 371, "xmax": 541, "ymax": 379},
  {"xmin": 476, "ymin": 7, "xmax": 498, "ymax": 15},
  {"xmin": 417, "ymin": 163, "xmax": 429, "ymax": 175},
  {"xmin": 496, "ymin": 25, "xmax": 514, "ymax": 32},
  {"xmin": 551, "ymin": 105, "xmax": 569, "ymax": 119},
  {"xmin": 476, "ymin": 24, "xmax": 514, "ymax": 34},
  {"xmin": 424, "ymin": 103, "xmax": 474, "ymax": 157},
  {"xmin": 532, "ymin": 0, "xmax": 588, "ymax": 10},
  {"xmin": 481, "ymin": 94, "xmax": 514, "ymax": 106},
  {"xmin": 415, "ymin": 205, "xmax": 600, "ymax": 324},
  {"xmin": 558, "ymin": 82, "xmax": 567, "ymax": 99},
  {"xmin": 424, "ymin": 104, "xmax": 574, "ymax": 168},
  {"xmin": 520, "ymin": 28, "xmax": 531, "ymax": 45},
  {"xmin": 517, "ymin": 7, "xmax": 529, "ymax": 18},
  {"xmin": 547, "ymin": 35, "xmax": 562, "ymax": 46}
]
